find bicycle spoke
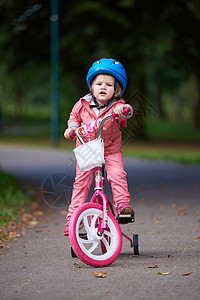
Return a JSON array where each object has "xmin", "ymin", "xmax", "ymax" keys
[
  {"xmin": 104, "ymin": 230, "xmax": 113, "ymax": 238},
  {"xmin": 82, "ymin": 215, "xmax": 91, "ymax": 233},
  {"xmin": 90, "ymin": 214, "xmax": 99, "ymax": 229},
  {"xmin": 101, "ymin": 236, "xmax": 110, "ymax": 252},
  {"xmin": 87, "ymin": 240, "xmax": 100, "ymax": 254}
]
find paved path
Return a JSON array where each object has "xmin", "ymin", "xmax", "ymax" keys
[{"xmin": 0, "ymin": 144, "xmax": 200, "ymax": 300}]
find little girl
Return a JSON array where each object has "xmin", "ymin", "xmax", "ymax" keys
[{"xmin": 64, "ymin": 58, "xmax": 134, "ymax": 235}]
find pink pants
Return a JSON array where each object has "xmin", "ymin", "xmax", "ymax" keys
[{"xmin": 67, "ymin": 151, "xmax": 130, "ymax": 217}]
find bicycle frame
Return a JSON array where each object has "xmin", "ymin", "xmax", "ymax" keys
[
  {"xmin": 90, "ymin": 165, "xmax": 117, "ymax": 236},
  {"xmin": 89, "ymin": 165, "xmax": 133, "ymax": 246},
  {"xmin": 90, "ymin": 166, "xmax": 108, "ymax": 235}
]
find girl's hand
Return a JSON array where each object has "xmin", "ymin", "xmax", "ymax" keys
[
  {"xmin": 113, "ymin": 104, "xmax": 130, "ymax": 117},
  {"xmin": 64, "ymin": 127, "xmax": 77, "ymax": 139}
]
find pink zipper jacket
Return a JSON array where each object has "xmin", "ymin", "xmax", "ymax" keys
[{"xmin": 67, "ymin": 94, "xmax": 128, "ymax": 156}]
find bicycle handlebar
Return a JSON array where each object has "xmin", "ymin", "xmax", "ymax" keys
[
  {"xmin": 111, "ymin": 106, "xmax": 129, "ymax": 118},
  {"xmin": 69, "ymin": 105, "xmax": 133, "ymax": 143},
  {"xmin": 69, "ymin": 130, "xmax": 77, "ymax": 139}
]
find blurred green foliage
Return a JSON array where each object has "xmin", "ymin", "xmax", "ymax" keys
[
  {"xmin": 0, "ymin": 0, "xmax": 200, "ymax": 140},
  {"xmin": 0, "ymin": 170, "xmax": 27, "ymax": 226}
]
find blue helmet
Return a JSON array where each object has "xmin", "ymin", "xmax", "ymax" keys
[{"xmin": 86, "ymin": 58, "xmax": 127, "ymax": 95}]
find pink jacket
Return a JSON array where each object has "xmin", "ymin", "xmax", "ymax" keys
[{"xmin": 67, "ymin": 94, "xmax": 128, "ymax": 156}]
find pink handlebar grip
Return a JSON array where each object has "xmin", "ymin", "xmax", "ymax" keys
[
  {"xmin": 112, "ymin": 106, "xmax": 130, "ymax": 118},
  {"xmin": 123, "ymin": 107, "xmax": 129, "ymax": 115},
  {"xmin": 69, "ymin": 130, "xmax": 76, "ymax": 139}
]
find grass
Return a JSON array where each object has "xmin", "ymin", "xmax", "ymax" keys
[
  {"xmin": 145, "ymin": 119, "xmax": 200, "ymax": 142},
  {"xmin": 0, "ymin": 118, "xmax": 200, "ymax": 164},
  {"xmin": 0, "ymin": 170, "xmax": 28, "ymax": 228},
  {"xmin": 122, "ymin": 142, "xmax": 200, "ymax": 164}
]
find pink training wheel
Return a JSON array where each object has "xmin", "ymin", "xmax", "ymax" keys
[{"xmin": 68, "ymin": 203, "xmax": 122, "ymax": 267}]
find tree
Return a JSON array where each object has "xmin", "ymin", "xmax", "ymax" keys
[{"xmin": 0, "ymin": 0, "xmax": 200, "ymax": 129}]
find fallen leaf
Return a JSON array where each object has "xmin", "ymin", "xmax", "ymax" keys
[
  {"xmin": 160, "ymin": 205, "xmax": 165, "ymax": 210},
  {"xmin": 126, "ymin": 227, "xmax": 132, "ymax": 232},
  {"xmin": 8, "ymin": 232, "xmax": 20, "ymax": 238},
  {"xmin": 24, "ymin": 279, "xmax": 31, "ymax": 282},
  {"xmin": 148, "ymin": 231, "xmax": 154, "ymax": 235},
  {"xmin": 93, "ymin": 271, "xmax": 107, "ymax": 278},
  {"xmin": 8, "ymin": 221, "xmax": 16, "ymax": 228},
  {"xmin": 74, "ymin": 263, "xmax": 83, "ymax": 268},
  {"xmin": 148, "ymin": 264, "xmax": 158, "ymax": 268},
  {"xmin": 130, "ymin": 254, "xmax": 139, "ymax": 257},
  {"xmin": 177, "ymin": 209, "xmax": 185, "ymax": 215},
  {"xmin": 182, "ymin": 272, "xmax": 192, "ymax": 276},
  {"xmin": 1, "ymin": 236, "xmax": 10, "ymax": 243},
  {"xmin": 148, "ymin": 265, "xmax": 158, "ymax": 268},
  {"xmin": 60, "ymin": 210, "xmax": 67, "ymax": 216},
  {"xmin": 153, "ymin": 220, "xmax": 161, "ymax": 224},
  {"xmin": 32, "ymin": 211, "xmax": 44, "ymax": 217},
  {"xmin": 16, "ymin": 222, "xmax": 24, "ymax": 230},
  {"xmin": 21, "ymin": 229, "xmax": 26, "ymax": 237},
  {"xmin": 20, "ymin": 266, "xmax": 25, "ymax": 269},
  {"xmin": 0, "ymin": 226, "xmax": 6, "ymax": 232},
  {"xmin": 31, "ymin": 202, "xmax": 39, "ymax": 210},
  {"xmin": 168, "ymin": 255, "xmax": 174, "ymax": 258},
  {"xmin": 157, "ymin": 272, "xmax": 170, "ymax": 275},
  {"xmin": 21, "ymin": 213, "xmax": 33, "ymax": 222},
  {"xmin": 195, "ymin": 236, "xmax": 200, "ymax": 239},
  {"xmin": 28, "ymin": 220, "xmax": 39, "ymax": 227}
]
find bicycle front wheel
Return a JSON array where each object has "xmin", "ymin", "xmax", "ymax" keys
[{"xmin": 68, "ymin": 203, "xmax": 122, "ymax": 267}]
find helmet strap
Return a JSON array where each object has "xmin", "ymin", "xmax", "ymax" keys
[{"xmin": 89, "ymin": 92, "xmax": 120, "ymax": 110}]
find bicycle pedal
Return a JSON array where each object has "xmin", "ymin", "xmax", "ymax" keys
[{"xmin": 116, "ymin": 214, "xmax": 135, "ymax": 224}]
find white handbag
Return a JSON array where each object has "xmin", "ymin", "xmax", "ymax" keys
[{"xmin": 73, "ymin": 139, "xmax": 105, "ymax": 172}]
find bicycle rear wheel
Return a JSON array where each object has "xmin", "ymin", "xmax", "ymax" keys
[{"xmin": 68, "ymin": 203, "xmax": 122, "ymax": 267}]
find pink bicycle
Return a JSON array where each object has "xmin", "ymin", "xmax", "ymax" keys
[{"xmin": 68, "ymin": 107, "xmax": 139, "ymax": 267}]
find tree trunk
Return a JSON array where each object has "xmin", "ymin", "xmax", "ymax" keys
[
  {"xmin": 126, "ymin": 74, "xmax": 147, "ymax": 140},
  {"xmin": 194, "ymin": 77, "xmax": 200, "ymax": 129},
  {"xmin": 14, "ymin": 85, "xmax": 23, "ymax": 120},
  {"xmin": 156, "ymin": 76, "xmax": 165, "ymax": 120}
]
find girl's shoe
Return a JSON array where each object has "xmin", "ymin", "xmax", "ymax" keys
[
  {"xmin": 64, "ymin": 219, "xmax": 70, "ymax": 236},
  {"xmin": 116, "ymin": 203, "xmax": 135, "ymax": 216},
  {"xmin": 64, "ymin": 216, "xmax": 83, "ymax": 236}
]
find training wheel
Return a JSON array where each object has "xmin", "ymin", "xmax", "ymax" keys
[
  {"xmin": 133, "ymin": 234, "xmax": 140, "ymax": 255},
  {"xmin": 71, "ymin": 247, "xmax": 77, "ymax": 258}
]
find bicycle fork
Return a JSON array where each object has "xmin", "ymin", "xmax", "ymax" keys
[{"xmin": 90, "ymin": 166, "xmax": 108, "ymax": 236}]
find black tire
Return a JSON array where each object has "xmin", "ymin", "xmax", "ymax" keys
[
  {"xmin": 133, "ymin": 234, "xmax": 139, "ymax": 255},
  {"xmin": 71, "ymin": 246, "xmax": 77, "ymax": 258}
]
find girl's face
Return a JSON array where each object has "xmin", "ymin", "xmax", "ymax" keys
[{"xmin": 92, "ymin": 74, "xmax": 115, "ymax": 105}]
